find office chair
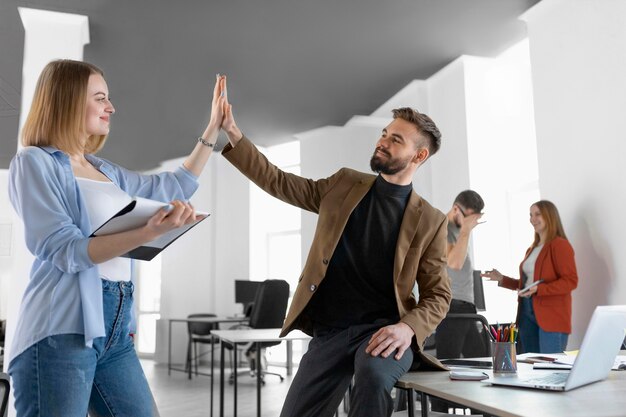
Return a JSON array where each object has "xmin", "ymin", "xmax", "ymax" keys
[
  {"xmin": 0, "ymin": 372, "xmax": 9, "ymax": 417},
  {"xmin": 224, "ymin": 279, "xmax": 290, "ymax": 383},
  {"xmin": 433, "ymin": 313, "xmax": 491, "ymax": 415},
  {"xmin": 435, "ymin": 313, "xmax": 492, "ymax": 359},
  {"xmin": 185, "ymin": 313, "xmax": 218, "ymax": 378},
  {"xmin": 395, "ymin": 314, "xmax": 492, "ymax": 416}
]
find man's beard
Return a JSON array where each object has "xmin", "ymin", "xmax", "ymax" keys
[{"xmin": 370, "ymin": 148, "xmax": 412, "ymax": 175}]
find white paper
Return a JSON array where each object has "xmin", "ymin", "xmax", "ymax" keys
[{"xmin": 91, "ymin": 197, "xmax": 209, "ymax": 260}]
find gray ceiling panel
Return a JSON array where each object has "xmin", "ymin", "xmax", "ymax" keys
[{"xmin": 0, "ymin": 0, "xmax": 539, "ymax": 170}]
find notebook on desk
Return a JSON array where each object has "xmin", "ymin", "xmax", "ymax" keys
[{"xmin": 483, "ymin": 305, "xmax": 626, "ymax": 391}]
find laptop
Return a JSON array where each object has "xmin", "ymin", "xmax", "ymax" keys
[{"xmin": 482, "ymin": 305, "xmax": 626, "ymax": 391}]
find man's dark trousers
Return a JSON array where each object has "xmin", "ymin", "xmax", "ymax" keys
[{"xmin": 280, "ymin": 320, "xmax": 413, "ymax": 417}]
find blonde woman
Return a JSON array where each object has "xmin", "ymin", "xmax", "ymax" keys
[
  {"xmin": 8, "ymin": 59, "xmax": 225, "ymax": 416},
  {"xmin": 482, "ymin": 200, "xmax": 578, "ymax": 353}
]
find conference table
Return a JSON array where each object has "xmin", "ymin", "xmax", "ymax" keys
[
  {"xmin": 395, "ymin": 361, "xmax": 626, "ymax": 417},
  {"xmin": 211, "ymin": 328, "xmax": 311, "ymax": 417}
]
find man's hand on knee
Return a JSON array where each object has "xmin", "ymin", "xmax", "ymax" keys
[{"xmin": 365, "ymin": 322, "xmax": 414, "ymax": 360}]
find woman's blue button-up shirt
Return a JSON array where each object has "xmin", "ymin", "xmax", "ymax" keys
[{"xmin": 8, "ymin": 146, "xmax": 199, "ymax": 368}]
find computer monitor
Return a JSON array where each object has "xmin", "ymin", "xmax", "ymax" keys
[
  {"xmin": 235, "ymin": 280, "xmax": 262, "ymax": 315},
  {"xmin": 473, "ymin": 270, "xmax": 486, "ymax": 311}
]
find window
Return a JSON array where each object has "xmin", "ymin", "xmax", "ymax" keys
[
  {"xmin": 134, "ymin": 256, "xmax": 162, "ymax": 356},
  {"xmin": 249, "ymin": 140, "xmax": 304, "ymax": 364},
  {"xmin": 249, "ymin": 140, "xmax": 301, "ymax": 286},
  {"xmin": 464, "ymin": 39, "xmax": 540, "ymax": 323}
]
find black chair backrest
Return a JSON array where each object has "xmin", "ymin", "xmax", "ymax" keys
[
  {"xmin": 187, "ymin": 313, "xmax": 218, "ymax": 336},
  {"xmin": 0, "ymin": 372, "xmax": 9, "ymax": 417},
  {"xmin": 473, "ymin": 270, "xmax": 486, "ymax": 311},
  {"xmin": 443, "ymin": 313, "xmax": 492, "ymax": 357},
  {"xmin": 248, "ymin": 279, "xmax": 290, "ymax": 329}
]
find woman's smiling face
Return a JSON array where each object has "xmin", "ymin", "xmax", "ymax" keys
[
  {"xmin": 84, "ymin": 73, "xmax": 115, "ymax": 138},
  {"xmin": 529, "ymin": 204, "xmax": 545, "ymax": 235}
]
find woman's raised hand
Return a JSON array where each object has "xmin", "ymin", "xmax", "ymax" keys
[
  {"xmin": 481, "ymin": 269, "xmax": 504, "ymax": 282},
  {"xmin": 206, "ymin": 74, "xmax": 227, "ymax": 132}
]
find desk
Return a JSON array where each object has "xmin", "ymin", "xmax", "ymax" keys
[
  {"xmin": 396, "ymin": 362, "xmax": 626, "ymax": 417},
  {"xmin": 212, "ymin": 329, "xmax": 311, "ymax": 417},
  {"xmin": 167, "ymin": 316, "xmax": 247, "ymax": 379}
]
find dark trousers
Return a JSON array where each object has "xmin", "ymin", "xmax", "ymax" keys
[
  {"xmin": 434, "ymin": 299, "xmax": 484, "ymax": 359},
  {"xmin": 280, "ymin": 320, "xmax": 413, "ymax": 417}
]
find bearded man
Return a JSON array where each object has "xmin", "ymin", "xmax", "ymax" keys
[{"xmin": 221, "ymin": 104, "xmax": 452, "ymax": 417}]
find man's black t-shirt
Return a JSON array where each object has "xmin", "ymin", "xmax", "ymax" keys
[{"xmin": 307, "ymin": 175, "xmax": 412, "ymax": 329}]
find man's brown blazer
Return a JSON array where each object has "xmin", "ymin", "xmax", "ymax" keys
[{"xmin": 223, "ymin": 136, "xmax": 451, "ymax": 366}]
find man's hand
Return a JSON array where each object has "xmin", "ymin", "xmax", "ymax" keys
[
  {"xmin": 459, "ymin": 212, "xmax": 483, "ymax": 233},
  {"xmin": 365, "ymin": 322, "xmax": 414, "ymax": 360},
  {"xmin": 221, "ymin": 78, "xmax": 243, "ymax": 146}
]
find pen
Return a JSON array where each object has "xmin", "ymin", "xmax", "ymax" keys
[{"xmin": 484, "ymin": 324, "xmax": 496, "ymax": 342}]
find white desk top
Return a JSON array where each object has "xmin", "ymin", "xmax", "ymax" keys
[
  {"xmin": 168, "ymin": 316, "xmax": 247, "ymax": 323},
  {"xmin": 396, "ymin": 362, "xmax": 626, "ymax": 417},
  {"xmin": 211, "ymin": 328, "xmax": 310, "ymax": 343}
]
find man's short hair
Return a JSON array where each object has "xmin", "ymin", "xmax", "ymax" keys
[
  {"xmin": 392, "ymin": 107, "xmax": 442, "ymax": 156},
  {"xmin": 454, "ymin": 190, "xmax": 485, "ymax": 213}
]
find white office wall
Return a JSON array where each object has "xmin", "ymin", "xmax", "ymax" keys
[
  {"xmin": 153, "ymin": 151, "xmax": 250, "ymax": 363},
  {"xmin": 426, "ymin": 58, "xmax": 471, "ymax": 212},
  {"xmin": 298, "ymin": 124, "xmax": 378, "ymax": 264},
  {"xmin": 522, "ymin": 0, "xmax": 626, "ymax": 347}
]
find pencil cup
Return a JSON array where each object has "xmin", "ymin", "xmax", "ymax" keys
[{"xmin": 491, "ymin": 342, "xmax": 517, "ymax": 374}]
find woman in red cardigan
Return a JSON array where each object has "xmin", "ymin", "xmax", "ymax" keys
[{"xmin": 482, "ymin": 200, "xmax": 578, "ymax": 353}]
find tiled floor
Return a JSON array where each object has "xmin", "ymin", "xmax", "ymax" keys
[{"xmin": 143, "ymin": 359, "xmax": 344, "ymax": 417}]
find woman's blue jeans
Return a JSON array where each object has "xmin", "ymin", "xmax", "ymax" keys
[
  {"xmin": 518, "ymin": 297, "xmax": 568, "ymax": 354},
  {"xmin": 10, "ymin": 279, "xmax": 157, "ymax": 417}
]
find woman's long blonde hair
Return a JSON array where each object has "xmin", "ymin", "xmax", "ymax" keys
[
  {"xmin": 531, "ymin": 200, "xmax": 568, "ymax": 248},
  {"xmin": 21, "ymin": 59, "xmax": 108, "ymax": 155}
]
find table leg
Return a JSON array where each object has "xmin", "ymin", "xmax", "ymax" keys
[
  {"xmin": 286, "ymin": 340, "xmax": 293, "ymax": 376},
  {"xmin": 234, "ymin": 343, "xmax": 238, "ymax": 417},
  {"xmin": 256, "ymin": 342, "xmax": 262, "ymax": 417},
  {"xmin": 188, "ymin": 336, "xmax": 193, "ymax": 380},
  {"xmin": 210, "ymin": 335, "xmax": 215, "ymax": 417},
  {"xmin": 220, "ymin": 342, "xmax": 225, "ymax": 417},
  {"xmin": 420, "ymin": 391, "xmax": 428, "ymax": 417},
  {"xmin": 408, "ymin": 389, "xmax": 415, "ymax": 417},
  {"xmin": 168, "ymin": 320, "xmax": 172, "ymax": 376}
]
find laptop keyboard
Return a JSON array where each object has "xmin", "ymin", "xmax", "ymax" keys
[{"xmin": 524, "ymin": 372, "xmax": 569, "ymax": 385}]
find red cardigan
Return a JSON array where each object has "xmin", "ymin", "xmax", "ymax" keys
[{"xmin": 499, "ymin": 237, "xmax": 578, "ymax": 334}]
